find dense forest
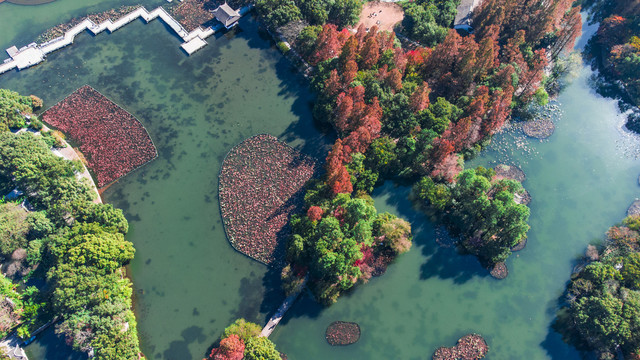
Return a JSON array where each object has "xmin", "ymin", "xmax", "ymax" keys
[
  {"xmin": 582, "ymin": 0, "xmax": 640, "ymax": 131},
  {"xmin": 255, "ymin": 0, "xmax": 364, "ymax": 29},
  {"xmin": 260, "ymin": 0, "xmax": 583, "ymax": 298},
  {"xmin": 556, "ymin": 216, "xmax": 640, "ymax": 359},
  {"xmin": 0, "ymin": 90, "xmax": 140, "ymax": 359}
]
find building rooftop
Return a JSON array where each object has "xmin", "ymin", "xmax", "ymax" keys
[
  {"xmin": 213, "ymin": 3, "xmax": 241, "ymax": 28},
  {"xmin": 454, "ymin": 0, "xmax": 483, "ymax": 29}
]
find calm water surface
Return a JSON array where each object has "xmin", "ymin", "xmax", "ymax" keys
[{"xmin": 0, "ymin": 2, "xmax": 639, "ymax": 359}]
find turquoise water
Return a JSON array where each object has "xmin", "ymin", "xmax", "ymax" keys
[
  {"xmin": 268, "ymin": 21, "xmax": 640, "ymax": 360},
  {"xmin": 1, "ymin": 2, "xmax": 639, "ymax": 359},
  {"xmin": 0, "ymin": 1, "xmax": 330, "ymax": 358}
]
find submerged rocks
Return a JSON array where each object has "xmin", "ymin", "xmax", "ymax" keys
[
  {"xmin": 628, "ymin": 199, "xmax": 640, "ymax": 217},
  {"xmin": 522, "ymin": 119, "xmax": 555, "ymax": 139},
  {"xmin": 514, "ymin": 189, "xmax": 531, "ymax": 205},
  {"xmin": 325, "ymin": 321, "xmax": 361, "ymax": 346},
  {"xmin": 494, "ymin": 164, "xmax": 526, "ymax": 182},
  {"xmin": 433, "ymin": 334, "xmax": 489, "ymax": 360},
  {"xmin": 490, "ymin": 262, "xmax": 508, "ymax": 279},
  {"xmin": 494, "ymin": 164, "xmax": 530, "ymax": 205},
  {"xmin": 511, "ymin": 237, "xmax": 527, "ymax": 252}
]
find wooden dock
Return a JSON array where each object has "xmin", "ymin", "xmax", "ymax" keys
[
  {"xmin": 0, "ymin": 5, "xmax": 253, "ymax": 75},
  {"xmin": 260, "ymin": 277, "xmax": 307, "ymax": 338}
]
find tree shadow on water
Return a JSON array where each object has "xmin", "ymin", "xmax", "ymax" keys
[
  {"xmin": 372, "ymin": 182, "xmax": 489, "ymax": 284},
  {"xmin": 25, "ymin": 327, "xmax": 85, "ymax": 360},
  {"xmin": 163, "ymin": 325, "xmax": 207, "ymax": 360}
]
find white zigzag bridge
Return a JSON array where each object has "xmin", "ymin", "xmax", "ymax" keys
[{"xmin": 0, "ymin": 5, "xmax": 252, "ymax": 75}]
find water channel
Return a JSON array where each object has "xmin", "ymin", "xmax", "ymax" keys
[{"xmin": 0, "ymin": 1, "xmax": 639, "ymax": 359}]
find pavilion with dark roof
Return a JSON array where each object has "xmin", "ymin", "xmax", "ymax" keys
[
  {"xmin": 454, "ymin": 0, "xmax": 484, "ymax": 32},
  {"xmin": 213, "ymin": 3, "xmax": 241, "ymax": 29}
]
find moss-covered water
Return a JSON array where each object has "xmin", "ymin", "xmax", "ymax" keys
[{"xmin": 1, "ymin": 2, "xmax": 639, "ymax": 359}]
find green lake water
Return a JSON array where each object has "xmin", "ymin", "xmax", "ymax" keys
[{"xmin": 1, "ymin": 2, "xmax": 639, "ymax": 359}]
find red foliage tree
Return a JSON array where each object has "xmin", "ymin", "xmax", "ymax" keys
[
  {"xmin": 338, "ymin": 37, "xmax": 359, "ymax": 68},
  {"xmin": 475, "ymin": 31, "xmax": 499, "ymax": 81},
  {"xmin": 342, "ymin": 60, "xmax": 359, "ymax": 86},
  {"xmin": 326, "ymin": 139, "xmax": 350, "ymax": 170},
  {"xmin": 551, "ymin": 6, "xmax": 582, "ymax": 58},
  {"xmin": 430, "ymin": 137, "xmax": 455, "ymax": 167},
  {"xmin": 410, "ymin": 82, "xmax": 431, "ymax": 113},
  {"xmin": 393, "ymin": 48, "xmax": 408, "ymax": 75},
  {"xmin": 385, "ymin": 68, "xmax": 403, "ymax": 93},
  {"xmin": 311, "ymin": 24, "xmax": 341, "ymax": 65},
  {"xmin": 324, "ymin": 69, "xmax": 342, "ymax": 98},
  {"xmin": 335, "ymin": 93, "xmax": 354, "ymax": 133},
  {"xmin": 360, "ymin": 36, "xmax": 381, "ymax": 70},
  {"xmin": 454, "ymin": 36, "xmax": 479, "ymax": 91},
  {"xmin": 517, "ymin": 49, "xmax": 548, "ymax": 103},
  {"xmin": 307, "ymin": 206, "xmax": 324, "ymax": 222},
  {"xmin": 327, "ymin": 164, "xmax": 353, "ymax": 195},
  {"xmin": 501, "ymin": 30, "xmax": 527, "ymax": 70},
  {"xmin": 483, "ymin": 85, "xmax": 513, "ymax": 135},
  {"xmin": 206, "ymin": 335, "xmax": 244, "ymax": 360}
]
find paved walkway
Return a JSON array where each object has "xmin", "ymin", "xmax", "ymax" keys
[{"xmin": 0, "ymin": 5, "xmax": 253, "ymax": 75}]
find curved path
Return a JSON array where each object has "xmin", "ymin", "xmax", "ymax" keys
[{"xmin": 0, "ymin": 5, "xmax": 253, "ymax": 75}]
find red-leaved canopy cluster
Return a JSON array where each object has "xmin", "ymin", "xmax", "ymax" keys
[
  {"xmin": 310, "ymin": 0, "xmax": 581, "ymax": 187},
  {"xmin": 42, "ymin": 85, "xmax": 157, "ymax": 187},
  {"xmin": 219, "ymin": 134, "xmax": 317, "ymax": 266}
]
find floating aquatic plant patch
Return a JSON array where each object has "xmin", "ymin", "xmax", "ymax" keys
[
  {"xmin": 325, "ymin": 321, "xmax": 361, "ymax": 346},
  {"xmin": 219, "ymin": 134, "xmax": 317, "ymax": 266},
  {"xmin": 433, "ymin": 334, "xmax": 489, "ymax": 360},
  {"xmin": 41, "ymin": 85, "xmax": 157, "ymax": 187}
]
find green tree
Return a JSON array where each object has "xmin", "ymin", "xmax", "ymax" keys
[
  {"xmin": 297, "ymin": 0, "xmax": 330, "ymax": 24},
  {"xmin": 255, "ymin": 0, "xmax": 302, "ymax": 28},
  {"xmin": 329, "ymin": 0, "xmax": 362, "ymax": 28},
  {"xmin": 572, "ymin": 294, "xmax": 627, "ymax": 350},
  {"xmin": 223, "ymin": 318, "xmax": 262, "ymax": 343},
  {"xmin": 0, "ymin": 89, "xmax": 35, "ymax": 131},
  {"xmin": 296, "ymin": 25, "xmax": 323, "ymax": 57},
  {"xmin": 244, "ymin": 336, "xmax": 281, "ymax": 360},
  {"xmin": 75, "ymin": 203, "xmax": 129, "ymax": 234},
  {"xmin": 0, "ymin": 203, "xmax": 29, "ymax": 256}
]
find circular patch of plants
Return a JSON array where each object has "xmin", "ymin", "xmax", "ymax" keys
[
  {"xmin": 490, "ymin": 262, "xmax": 508, "ymax": 279},
  {"xmin": 433, "ymin": 333, "xmax": 489, "ymax": 360},
  {"xmin": 325, "ymin": 321, "xmax": 361, "ymax": 346}
]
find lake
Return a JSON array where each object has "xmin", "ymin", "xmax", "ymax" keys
[{"xmin": 0, "ymin": 2, "xmax": 638, "ymax": 359}]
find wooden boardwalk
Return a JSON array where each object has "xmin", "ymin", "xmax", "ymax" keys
[
  {"xmin": 0, "ymin": 5, "xmax": 253, "ymax": 75},
  {"xmin": 260, "ymin": 277, "xmax": 307, "ymax": 338}
]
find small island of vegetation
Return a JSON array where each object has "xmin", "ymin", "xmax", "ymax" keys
[
  {"xmin": 258, "ymin": 0, "xmax": 579, "ymax": 281},
  {"xmin": 433, "ymin": 333, "xmax": 489, "ymax": 360},
  {"xmin": 205, "ymin": 318, "xmax": 283, "ymax": 360},
  {"xmin": 556, "ymin": 215, "xmax": 640, "ymax": 359},
  {"xmin": 583, "ymin": 0, "xmax": 640, "ymax": 132},
  {"xmin": 413, "ymin": 166, "xmax": 530, "ymax": 273}
]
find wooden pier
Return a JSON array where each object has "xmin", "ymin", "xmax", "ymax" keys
[
  {"xmin": 0, "ymin": 5, "xmax": 253, "ymax": 75},
  {"xmin": 260, "ymin": 277, "xmax": 307, "ymax": 338}
]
